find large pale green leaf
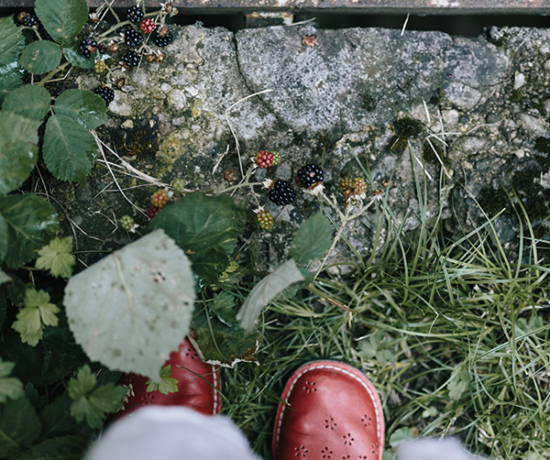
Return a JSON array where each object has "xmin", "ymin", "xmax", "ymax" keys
[
  {"xmin": 191, "ymin": 310, "xmax": 260, "ymax": 367},
  {"xmin": 64, "ymin": 230, "xmax": 195, "ymax": 382},
  {"xmin": 62, "ymin": 44, "xmax": 95, "ymax": 70},
  {"xmin": 0, "ymin": 194, "xmax": 59, "ymax": 269},
  {"xmin": 0, "ymin": 213, "xmax": 7, "ymax": 262},
  {"xmin": 149, "ymin": 193, "xmax": 246, "ymax": 280},
  {"xmin": 2, "ymin": 85, "xmax": 50, "ymax": 121},
  {"xmin": 35, "ymin": 0, "xmax": 88, "ymax": 46},
  {"xmin": 0, "ymin": 397, "xmax": 42, "ymax": 457},
  {"xmin": 54, "ymin": 89, "xmax": 108, "ymax": 130},
  {"xmin": 289, "ymin": 213, "xmax": 333, "ymax": 263},
  {"xmin": 237, "ymin": 259, "xmax": 305, "ymax": 332},
  {"xmin": 0, "ymin": 16, "xmax": 25, "ymax": 66},
  {"xmin": 19, "ymin": 41, "xmax": 62, "ymax": 75},
  {"xmin": 43, "ymin": 114, "xmax": 97, "ymax": 183},
  {"xmin": 13, "ymin": 435, "xmax": 90, "ymax": 460}
]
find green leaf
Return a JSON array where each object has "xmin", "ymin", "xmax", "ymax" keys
[
  {"xmin": 13, "ymin": 435, "xmax": 90, "ymax": 460},
  {"xmin": 0, "ymin": 286, "xmax": 6, "ymax": 332},
  {"xmin": 12, "ymin": 289, "xmax": 60, "ymax": 347},
  {"xmin": 0, "ymin": 269, "xmax": 10, "ymax": 285},
  {"xmin": 211, "ymin": 290, "xmax": 236, "ymax": 326},
  {"xmin": 64, "ymin": 230, "xmax": 196, "ymax": 382},
  {"xmin": 289, "ymin": 213, "xmax": 333, "ymax": 263},
  {"xmin": 19, "ymin": 40, "xmax": 62, "ymax": 75},
  {"xmin": 149, "ymin": 193, "xmax": 246, "ymax": 281},
  {"xmin": 388, "ymin": 427, "xmax": 416, "ymax": 448},
  {"xmin": 62, "ymin": 44, "xmax": 95, "ymax": 69},
  {"xmin": 190, "ymin": 247, "xmax": 231, "ymax": 285},
  {"xmin": 35, "ymin": 0, "xmax": 89, "ymax": 46},
  {"xmin": 38, "ymin": 393, "xmax": 91, "ymax": 441},
  {"xmin": 0, "ymin": 397, "xmax": 41, "ymax": 457},
  {"xmin": 43, "ymin": 114, "xmax": 97, "ymax": 183},
  {"xmin": 0, "ymin": 69, "xmax": 23, "ymax": 106},
  {"xmin": 35, "ymin": 236, "xmax": 75, "ymax": 278},
  {"xmin": 0, "ymin": 213, "xmax": 7, "ymax": 262},
  {"xmin": 191, "ymin": 310, "xmax": 260, "ymax": 367},
  {"xmin": 0, "ymin": 17, "xmax": 25, "ymax": 66},
  {"xmin": 67, "ymin": 365, "xmax": 96, "ymax": 400},
  {"xmin": 41, "ymin": 327, "xmax": 88, "ymax": 384},
  {"xmin": 448, "ymin": 365, "xmax": 471, "ymax": 401},
  {"xmin": 0, "ymin": 111, "xmax": 41, "ymax": 195},
  {"xmin": 2, "ymin": 85, "xmax": 50, "ymax": 121},
  {"xmin": 0, "ymin": 358, "xmax": 24, "ymax": 403},
  {"xmin": 145, "ymin": 365, "xmax": 179, "ymax": 395},
  {"xmin": 0, "ymin": 194, "xmax": 59, "ymax": 269},
  {"xmin": 237, "ymin": 259, "xmax": 305, "ymax": 332},
  {"xmin": 54, "ymin": 89, "xmax": 108, "ymax": 130}
]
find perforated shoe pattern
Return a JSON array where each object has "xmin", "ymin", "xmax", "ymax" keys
[{"xmin": 273, "ymin": 362, "xmax": 384, "ymax": 460}]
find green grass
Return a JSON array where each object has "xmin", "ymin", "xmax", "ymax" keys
[{"xmin": 219, "ymin": 170, "xmax": 550, "ymax": 460}]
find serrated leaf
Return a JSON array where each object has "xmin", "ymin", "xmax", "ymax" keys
[
  {"xmin": 12, "ymin": 289, "xmax": 60, "ymax": 347},
  {"xmin": 191, "ymin": 310, "xmax": 260, "ymax": 367},
  {"xmin": 237, "ymin": 259, "xmax": 305, "ymax": 332},
  {"xmin": 43, "ymin": 114, "xmax": 97, "ymax": 183},
  {"xmin": 35, "ymin": 236, "xmax": 75, "ymax": 278},
  {"xmin": 149, "ymin": 193, "xmax": 246, "ymax": 281},
  {"xmin": 145, "ymin": 365, "xmax": 179, "ymax": 395},
  {"xmin": 62, "ymin": 44, "xmax": 95, "ymax": 69},
  {"xmin": 54, "ymin": 89, "xmax": 108, "ymax": 130},
  {"xmin": 0, "ymin": 69, "xmax": 23, "ymax": 105},
  {"xmin": 67, "ymin": 365, "xmax": 96, "ymax": 400},
  {"xmin": 35, "ymin": 0, "xmax": 88, "ymax": 46},
  {"xmin": 211, "ymin": 290, "xmax": 236, "ymax": 326},
  {"xmin": 19, "ymin": 40, "xmax": 62, "ymax": 74},
  {"xmin": 0, "ymin": 16, "xmax": 25, "ymax": 67},
  {"xmin": 0, "ymin": 397, "xmax": 42, "ymax": 457},
  {"xmin": 38, "ymin": 393, "xmax": 91, "ymax": 441},
  {"xmin": 0, "ymin": 194, "xmax": 59, "ymax": 269},
  {"xmin": 13, "ymin": 435, "xmax": 90, "ymax": 460},
  {"xmin": 2, "ymin": 85, "xmax": 50, "ymax": 121},
  {"xmin": 64, "ymin": 230, "xmax": 195, "ymax": 382},
  {"xmin": 289, "ymin": 213, "xmax": 333, "ymax": 263},
  {"xmin": 0, "ymin": 358, "xmax": 24, "ymax": 403},
  {"xmin": 448, "ymin": 365, "xmax": 470, "ymax": 401}
]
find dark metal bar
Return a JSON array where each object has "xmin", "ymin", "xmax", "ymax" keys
[{"xmin": 3, "ymin": 0, "xmax": 550, "ymax": 14}]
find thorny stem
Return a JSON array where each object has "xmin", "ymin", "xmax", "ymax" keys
[{"xmin": 38, "ymin": 62, "xmax": 69, "ymax": 87}]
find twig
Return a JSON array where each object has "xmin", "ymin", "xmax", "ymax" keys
[{"xmin": 212, "ymin": 144, "xmax": 230, "ymax": 174}]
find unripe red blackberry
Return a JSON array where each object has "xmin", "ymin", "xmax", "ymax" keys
[
  {"xmin": 148, "ymin": 205, "xmax": 160, "ymax": 219},
  {"xmin": 140, "ymin": 18, "xmax": 155, "ymax": 34},
  {"xmin": 254, "ymin": 151, "xmax": 274, "ymax": 169},
  {"xmin": 152, "ymin": 189, "xmax": 169, "ymax": 209}
]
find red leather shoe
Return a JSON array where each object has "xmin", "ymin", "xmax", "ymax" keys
[
  {"xmin": 117, "ymin": 337, "xmax": 221, "ymax": 418},
  {"xmin": 273, "ymin": 361, "xmax": 384, "ymax": 460}
]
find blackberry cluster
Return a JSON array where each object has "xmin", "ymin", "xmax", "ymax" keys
[
  {"xmin": 296, "ymin": 163, "xmax": 324, "ymax": 189},
  {"xmin": 78, "ymin": 38, "xmax": 97, "ymax": 58},
  {"xmin": 123, "ymin": 50, "xmax": 140, "ymax": 67},
  {"xmin": 94, "ymin": 86, "xmax": 115, "ymax": 105},
  {"xmin": 18, "ymin": 12, "xmax": 38, "ymax": 27},
  {"xmin": 269, "ymin": 180, "xmax": 296, "ymax": 206},
  {"xmin": 126, "ymin": 6, "xmax": 144, "ymax": 24},
  {"xmin": 97, "ymin": 43, "xmax": 107, "ymax": 54},
  {"xmin": 153, "ymin": 31, "xmax": 173, "ymax": 47},
  {"xmin": 124, "ymin": 29, "xmax": 144, "ymax": 47}
]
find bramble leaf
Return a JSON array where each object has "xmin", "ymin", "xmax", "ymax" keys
[
  {"xmin": 38, "ymin": 393, "xmax": 91, "ymax": 441},
  {"xmin": 62, "ymin": 44, "xmax": 95, "ymax": 69},
  {"xmin": 54, "ymin": 89, "xmax": 108, "ymax": 130},
  {"xmin": 35, "ymin": 236, "xmax": 75, "ymax": 278},
  {"xmin": 43, "ymin": 114, "xmax": 97, "ymax": 183},
  {"xmin": 19, "ymin": 40, "xmax": 62, "ymax": 75},
  {"xmin": 0, "ymin": 194, "xmax": 59, "ymax": 268},
  {"xmin": 12, "ymin": 435, "xmax": 90, "ymax": 460},
  {"xmin": 211, "ymin": 290, "xmax": 236, "ymax": 326},
  {"xmin": 2, "ymin": 85, "xmax": 50, "ymax": 121},
  {"xmin": 35, "ymin": 0, "xmax": 88, "ymax": 46},
  {"xmin": 0, "ymin": 358, "xmax": 24, "ymax": 403},
  {"xmin": 12, "ymin": 289, "xmax": 60, "ymax": 347},
  {"xmin": 64, "ymin": 230, "xmax": 195, "ymax": 382},
  {"xmin": 289, "ymin": 213, "xmax": 333, "ymax": 263},
  {"xmin": 0, "ymin": 397, "xmax": 41, "ymax": 457},
  {"xmin": 145, "ymin": 365, "xmax": 179, "ymax": 395},
  {"xmin": 237, "ymin": 259, "xmax": 305, "ymax": 332},
  {"xmin": 0, "ymin": 16, "xmax": 25, "ymax": 104}
]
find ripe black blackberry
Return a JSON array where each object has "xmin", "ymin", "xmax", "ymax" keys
[
  {"xmin": 78, "ymin": 40, "xmax": 91, "ymax": 58},
  {"xmin": 123, "ymin": 50, "xmax": 140, "ymax": 67},
  {"xmin": 296, "ymin": 163, "xmax": 324, "ymax": 189},
  {"xmin": 124, "ymin": 29, "xmax": 144, "ymax": 47},
  {"xmin": 153, "ymin": 30, "xmax": 173, "ymax": 47},
  {"xmin": 126, "ymin": 6, "xmax": 144, "ymax": 24},
  {"xmin": 269, "ymin": 180, "xmax": 296, "ymax": 206},
  {"xmin": 94, "ymin": 86, "xmax": 115, "ymax": 105},
  {"xmin": 18, "ymin": 12, "xmax": 38, "ymax": 27}
]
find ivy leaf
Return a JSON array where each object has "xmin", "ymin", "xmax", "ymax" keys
[
  {"xmin": 43, "ymin": 114, "xmax": 97, "ymax": 183},
  {"xmin": 68, "ymin": 365, "xmax": 125, "ymax": 429},
  {"xmin": 19, "ymin": 40, "xmax": 62, "ymax": 75},
  {"xmin": 0, "ymin": 194, "xmax": 59, "ymax": 269},
  {"xmin": 12, "ymin": 289, "xmax": 60, "ymax": 347},
  {"xmin": 0, "ymin": 397, "xmax": 42, "ymax": 457},
  {"xmin": 289, "ymin": 213, "xmax": 333, "ymax": 264},
  {"xmin": 35, "ymin": 0, "xmax": 89, "ymax": 46},
  {"xmin": 145, "ymin": 365, "xmax": 179, "ymax": 395},
  {"xmin": 12, "ymin": 435, "xmax": 90, "ymax": 460},
  {"xmin": 54, "ymin": 89, "xmax": 108, "ymax": 130},
  {"xmin": 62, "ymin": 43, "xmax": 95, "ymax": 69},
  {"xmin": 0, "ymin": 357, "xmax": 24, "ymax": 403},
  {"xmin": 2, "ymin": 84, "xmax": 50, "ymax": 121},
  {"xmin": 35, "ymin": 236, "xmax": 75, "ymax": 278},
  {"xmin": 237, "ymin": 259, "xmax": 305, "ymax": 332},
  {"xmin": 64, "ymin": 229, "xmax": 195, "ymax": 382}
]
